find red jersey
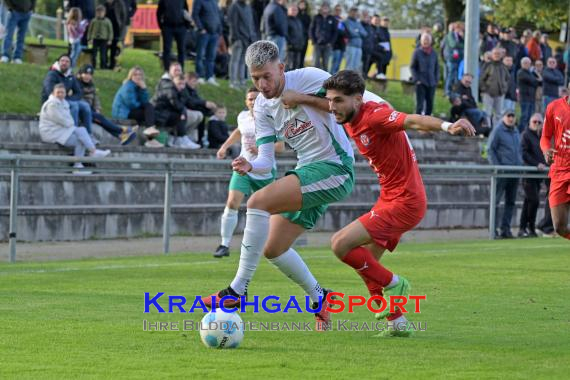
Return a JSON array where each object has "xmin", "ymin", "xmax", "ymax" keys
[
  {"xmin": 541, "ymin": 96, "xmax": 570, "ymax": 181},
  {"xmin": 344, "ymin": 101, "xmax": 426, "ymax": 203}
]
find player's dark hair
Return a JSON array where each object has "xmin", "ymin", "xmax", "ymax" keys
[{"xmin": 322, "ymin": 70, "xmax": 366, "ymax": 96}]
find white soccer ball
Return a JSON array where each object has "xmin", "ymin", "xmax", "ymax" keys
[{"xmin": 199, "ymin": 310, "xmax": 244, "ymax": 349}]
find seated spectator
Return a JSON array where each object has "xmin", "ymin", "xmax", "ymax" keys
[
  {"xmin": 450, "ymin": 73, "xmax": 489, "ymax": 136},
  {"xmin": 112, "ymin": 66, "xmax": 162, "ymax": 147},
  {"xmin": 41, "ymin": 54, "xmax": 94, "ymax": 141},
  {"xmin": 152, "ymin": 74, "xmax": 201, "ymax": 149},
  {"xmin": 207, "ymin": 104, "xmax": 230, "ymax": 149},
  {"xmin": 77, "ymin": 64, "xmax": 136, "ymax": 145},
  {"xmin": 39, "ymin": 84, "xmax": 110, "ymax": 174},
  {"xmin": 183, "ymin": 71, "xmax": 217, "ymax": 144}
]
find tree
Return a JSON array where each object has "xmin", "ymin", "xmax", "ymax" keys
[
  {"xmin": 483, "ymin": 0, "xmax": 568, "ymax": 30},
  {"xmin": 443, "ymin": 0, "xmax": 465, "ymax": 24}
]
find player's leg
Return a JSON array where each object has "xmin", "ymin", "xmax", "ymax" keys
[
  {"xmin": 215, "ymin": 189, "xmax": 245, "ymax": 258},
  {"xmin": 551, "ymin": 202, "xmax": 570, "ymax": 240}
]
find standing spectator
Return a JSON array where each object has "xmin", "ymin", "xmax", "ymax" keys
[
  {"xmin": 498, "ymin": 27, "xmax": 517, "ymax": 58},
  {"xmin": 193, "ymin": 0, "xmax": 223, "ymax": 85},
  {"xmin": 207, "ymin": 105, "xmax": 230, "ymax": 149},
  {"xmin": 286, "ymin": 4, "xmax": 304, "ymax": 71},
  {"xmin": 66, "ymin": 7, "xmax": 89, "ymax": 68},
  {"xmin": 514, "ymin": 29, "xmax": 530, "ymax": 73},
  {"xmin": 526, "ymin": 30, "xmax": 542, "ymax": 62},
  {"xmin": 157, "ymin": 0, "xmax": 189, "ymax": 72},
  {"xmin": 543, "ymin": 57, "xmax": 564, "ymax": 108},
  {"xmin": 444, "ymin": 21, "xmax": 464, "ymax": 97},
  {"xmin": 480, "ymin": 47, "xmax": 510, "ymax": 127},
  {"xmin": 480, "ymin": 23, "xmax": 499, "ymax": 56},
  {"xmin": 65, "ymin": 0, "xmax": 95, "ymax": 46},
  {"xmin": 261, "ymin": 0, "xmax": 288, "ymax": 62},
  {"xmin": 250, "ymin": 0, "xmax": 269, "ymax": 40},
  {"xmin": 1, "ymin": 0, "xmax": 35, "ymax": 64},
  {"xmin": 540, "ymin": 34, "xmax": 552, "ymax": 61},
  {"xmin": 105, "ymin": 0, "xmax": 127, "ymax": 70},
  {"xmin": 0, "ymin": 0, "xmax": 7, "ymax": 38},
  {"xmin": 411, "ymin": 33, "xmax": 439, "ymax": 116},
  {"xmin": 488, "ymin": 110, "xmax": 522, "ymax": 239},
  {"xmin": 373, "ymin": 15, "xmax": 392, "ymax": 79},
  {"xmin": 328, "ymin": 4, "xmax": 344, "ymax": 74},
  {"xmin": 121, "ymin": 0, "xmax": 137, "ymax": 43},
  {"xmin": 502, "ymin": 55, "xmax": 517, "ymax": 113},
  {"xmin": 297, "ymin": 0, "xmax": 311, "ymax": 68},
  {"xmin": 112, "ymin": 66, "xmax": 161, "ymax": 147},
  {"xmin": 40, "ymin": 84, "xmax": 110, "ymax": 174},
  {"xmin": 517, "ymin": 57, "xmax": 540, "ymax": 132},
  {"xmin": 450, "ymin": 73, "xmax": 489, "ymax": 136},
  {"xmin": 218, "ymin": 0, "xmax": 232, "ymax": 49},
  {"xmin": 228, "ymin": 0, "xmax": 256, "ymax": 89},
  {"xmin": 533, "ymin": 60, "xmax": 544, "ymax": 114},
  {"xmin": 77, "ymin": 64, "xmax": 136, "ymax": 145},
  {"xmin": 360, "ymin": 10, "xmax": 374, "ymax": 77},
  {"xmin": 343, "ymin": 7, "xmax": 367, "ymax": 71},
  {"xmin": 87, "ymin": 5, "xmax": 113, "ymax": 70},
  {"xmin": 518, "ymin": 113, "xmax": 548, "ymax": 237},
  {"xmin": 310, "ymin": 2, "xmax": 336, "ymax": 72},
  {"xmin": 183, "ymin": 72, "xmax": 217, "ymax": 145}
]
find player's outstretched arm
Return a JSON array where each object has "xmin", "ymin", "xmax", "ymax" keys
[
  {"xmin": 403, "ymin": 114, "xmax": 476, "ymax": 136},
  {"xmin": 281, "ymin": 90, "xmax": 330, "ymax": 112}
]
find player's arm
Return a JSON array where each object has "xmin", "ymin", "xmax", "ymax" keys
[
  {"xmin": 402, "ymin": 114, "xmax": 476, "ymax": 136},
  {"xmin": 281, "ymin": 90, "xmax": 330, "ymax": 112},
  {"xmin": 540, "ymin": 108, "xmax": 556, "ymax": 164},
  {"xmin": 232, "ymin": 142, "xmax": 275, "ymax": 175},
  {"xmin": 274, "ymin": 141, "xmax": 285, "ymax": 153},
  {"xmin": 217, "ymin": 128, "xmax": 241, "ymax": 159}
]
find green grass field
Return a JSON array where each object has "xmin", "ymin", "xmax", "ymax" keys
[{"xmin": 1, "ymin": 238, "xmax": 569, "ymax": 379}]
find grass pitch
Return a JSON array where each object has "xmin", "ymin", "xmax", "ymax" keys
[{"xmin": 1, "ymin": 238, "xmax": 569, "ymax": 379}]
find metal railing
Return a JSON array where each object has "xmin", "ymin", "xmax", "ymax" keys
[{"xmin": 0, "ymin": 154, "xmax": 549, "ymax": 263}]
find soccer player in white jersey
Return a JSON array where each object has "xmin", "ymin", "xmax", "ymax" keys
[
  {"xmin": 203, "ymin": 41, "xmax": 356, "ymax": 330},
  {"xmin": 213, "ymin": 87, "xmax": 284, "ymax": 258}
]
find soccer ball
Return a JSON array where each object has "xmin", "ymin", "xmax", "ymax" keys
[{"xmin": 199, "ymin": 310, "xmax": 244, "ymax": 349}]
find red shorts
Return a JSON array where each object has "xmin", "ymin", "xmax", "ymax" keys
[
  {"xmin": 549, "ymin": 178, "xmax": 570, "ymax": 207},
  {"xmin": 359, "ymin": 197, "xmax": 427, "ymax": 252}
]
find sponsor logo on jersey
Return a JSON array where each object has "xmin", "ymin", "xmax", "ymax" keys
[
  {"xmin": 284, "ymin": 118, "xmax": 314, "ymax": 139},
  {"xmin": 388, "ymin": 111, "xmax": 400, "ymax": 122},
  {"xmin": 360, "ymin": 133, "xmax": 371, "ymax": 146}
]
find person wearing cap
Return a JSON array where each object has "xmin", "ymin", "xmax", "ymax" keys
[
  {"xmin": 498, "ymin": 27, "xmax": 518, "ymax": 58},
  {"xmin": 487, "ymin": 109, "xmax": 523, "ymax": 239},
  {"xmin": 77, "ymin": 64, "xmax": 136, "ymax": 145}
]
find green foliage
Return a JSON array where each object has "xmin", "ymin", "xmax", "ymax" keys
[
  {"xmin": 376, "ymin": 0, "xmax": 445, "ymax": 29},
  {"xmin": 483, "ymin": 0, "xmax": 569, "ymax": 30}
]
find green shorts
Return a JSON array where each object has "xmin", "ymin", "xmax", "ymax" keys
[
  {"xmin": 281, "ymin": 160, "xmax": 354, "ymax": 229},
  {"xmin": 228, "ymin": 170, "xmax": 275, "ymax": 196}
]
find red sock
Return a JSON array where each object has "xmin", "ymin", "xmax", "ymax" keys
[
  {"xmin": 342, "ymin": 246, "xmax": 393, "ymax": 288},
  {"xmin": 357, "ymin": 273, "xmax": 383, "ymax": 302}
]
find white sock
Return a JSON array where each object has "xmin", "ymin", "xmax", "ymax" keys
[
  {"xmin": 387, "ymin": 274, "xmax": 399, "ymax": 288},
  {"xmin": 229, "ymin": 208, "xmax": 270, "ymax": 295},
  {"xmin": 268, "ymin": 248, "xmax": 324, "ymax": 304},
  {"xmin": 220, "ymin": 207, "xmax": 238, "ymax": 247}
]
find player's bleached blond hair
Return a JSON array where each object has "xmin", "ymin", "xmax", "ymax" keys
[{"xmin": 245, "ymin": 40, "xmax": 280, "ymax": 68}]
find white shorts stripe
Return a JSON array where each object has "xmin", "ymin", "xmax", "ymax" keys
[{"xmin": 301, "ymin": 174, "xmax": 350, "ymax": 194}]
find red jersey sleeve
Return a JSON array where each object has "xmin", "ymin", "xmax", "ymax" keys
[
  {"xmin": 541, "ymin": 103, "xmax": 554, "ymax": 152},
  {"xmin": 367, "ymin": 104, "xmax": 408, "ymax": 135}
]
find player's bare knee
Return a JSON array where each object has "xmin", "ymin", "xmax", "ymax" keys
[
  {"xmin": 246, "ymin": 192, "xmax": 266, "ymax": 210},
  {"xmin": 331, "ymin": 232, "xmax": 348, "ymax": 258},
  {"xmin": 263, "ymin": 246, "xmax": 284, "ymax": 259}
]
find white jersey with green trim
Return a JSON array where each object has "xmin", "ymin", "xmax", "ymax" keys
[
  {"xmin": 254, "ymin": 67, "xmax": 354, "ymax": 168},
  {"xmin": 237, "ymin": 110, "xmax": 274, "ymax": 180}
]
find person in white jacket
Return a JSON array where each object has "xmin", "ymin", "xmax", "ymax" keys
[{"xmin": 39, "ymin": 83, "xmax": 110, "ymax": 173}]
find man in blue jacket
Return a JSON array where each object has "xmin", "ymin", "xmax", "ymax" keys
[
  {"xmin": 192, "ymin": 0, "xmax": 222, "ymax": 85},
  {"xmin": 1, "ymin": 0, "xmax": 35, "ymax": 64},
  {"xmin": 261, "ymin": 0, "xmax": 287, "ymax": 62},
  {"xmin": 343, "ymin": 7, "xmax": 367, "ymax": 71},
  {"xmin": 487, "ymin": 109, "xmax": 523, "ymax": 238}
]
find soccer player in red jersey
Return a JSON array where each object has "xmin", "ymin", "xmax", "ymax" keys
[
  {"xmin": 322, "ymin": 70, "xmax": 475, "ymax": 336},
  {"xmin": 540, "ymin": 89, "xmax": 570, "ymax": 240}
]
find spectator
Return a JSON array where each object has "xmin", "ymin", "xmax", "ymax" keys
[
  {"xmin": 41, "ymin": 54, "xmax": 94, "ymax": 140},
  {"xmin": 66, "ymin": 7, "xmax": 89, "ymax": 68},
  {"xmin": 517, "ymin": 57, "xmax": 540, "ymax": 132},
  {"xmin": 542, "ymin": 57, "xmax": 564, "ymax": 108},
  {"xmin": 360, "ymin": 10, "xmax": 375, "ymax": 77},
  {"xmin": 372, "ymin": 15, "xmax": 392, "ymax": 79},
  {"xmin": 297, "ymin": 0, "xmax": 311, "ymax": 68},
  {"xmin": 444, "ymin": 22, "xmax": 464, "ymax": 97},
  {"xmin": 183, "ymin": 71, "xmax": 217, "ymax": 145},
  {"xmin": 540, "ymin": 34, "xmax": 552, "ymax": 61},
  {"xmin": 310, "ymin": 2, "xmax": 336, "ymax": 72},
  {"xmin": 227, "ymin": 0, "xmax": 256, "ymax": 89},
  {"xmin": 65, "ymin": 0, "xmax": 96, "ymax": 46},
  {"xmin": 105, "ymin": 0, "xmax": 127, "ymax": 70},
  {"xmin": 152, "ymin": 74, "xmax": 200, "ymax": 149},
  {"xmin": 207, "ymin": 104, "xmax": 230, "ymax": 149},
  {"xmin": 502, "ymin": 55, "xmax": 517, "ymax": 113},
  {"xmin": 112, "ymin": 66, "xmax": 161, "ymax": 147},
  {"xmin": 343, "ymin": 7, "xmax": 367, "ymax": 71},
  {"xmin": 526, "ymin": 30, "xmax": 542, "ymax": 62},
  {"xmin": 87, "ymin": 5, "xmax": 113, "ymax": 70},
  {"xmin": 39, "ymin": 83, "xmax": 110, "ymax": 174},
  {"xmin": 488, "ymin": 110, "xmax": 522, "ymax": 239},
  {"xmin": 261, "ymin": 0, "xmax": 288, "ymax": 62},
  {"xmin": 450, "ymin": 73, "xmax": 489, "ymax": 136},
  {"xmin": 411, "ymin": 33, "xmax": 438, "ymax": 116},
  {"xmin": 533, "ymin": 60, "xmax": 544, "ymax": 114},
  {"xmin": 0, "ymin": 1, "xmax": 7, "ymax": 38},
  {"xmin": 554, "ymin": 46, "xmax": 565, "ymax": 74},
  {"xmin": 480, "ymin": 23, "xmax": 499, "ymax": 56},
  {"xmin": 121, "ymin": 0, "xmax": 137, "ymax": 42},
  {"xmin": 250, "ymin": 0, "xmax": 268, "ymax": 40},
  {"xmin": 286, "ymin": 4, "xmax": 304, "ymax": 71},
  {"xmin": 77, "ymin": 64, "xmax": 136, "ymax": 145},
  {"xmin": 328, "ymin": 4, "xmax": 344, "ymax": 74},
  {"xmin": 498, "ymin": 27, "xmax": 517, "ymax": 58},
  {"xmin": 218, "ymin": 0, "xmax": 232, "ymax": 49},
  {"xmin": 193, "ymin": 0, "xmax": 223, "ymax": 85},
  {"xmin": 518, "ymin": 113, "xmax": 548, "ymax": 237},
  {"xmin": 1, "ymin": 0, "xmax": 35, "ymax": 64},
  {"xmin": 157, "ymin": 0, "xmax": 189, "ymax": 72},
  {"xmin": 480, "ymin": 47, "xmax": 510, "ymax": 127},
  {"xmin": 514, "ymin": 29, "xmax": 530, "ymax": 73}
]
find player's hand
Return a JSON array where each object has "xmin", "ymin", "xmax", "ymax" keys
[
  {"xmin": 216, "ymin": 147, "xmax": 227, "ymax": 159},
  {"xmin": 247, "ymin": 146, "xmax": 259, "ymax": 155},
  {"xmin": 281, "ymin": 90, "xmax": 301, "ymax": 109},
  {"xmin": 544, "ymin": 149, "xmax": 557, "ymax": 165},
  {"xmin": 232, "ymin": 157, "xmax": 252, "ymax": 175},
  {"xmin": 448, "ymin": 119, "xmax": 476, "ymax": 136}
]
